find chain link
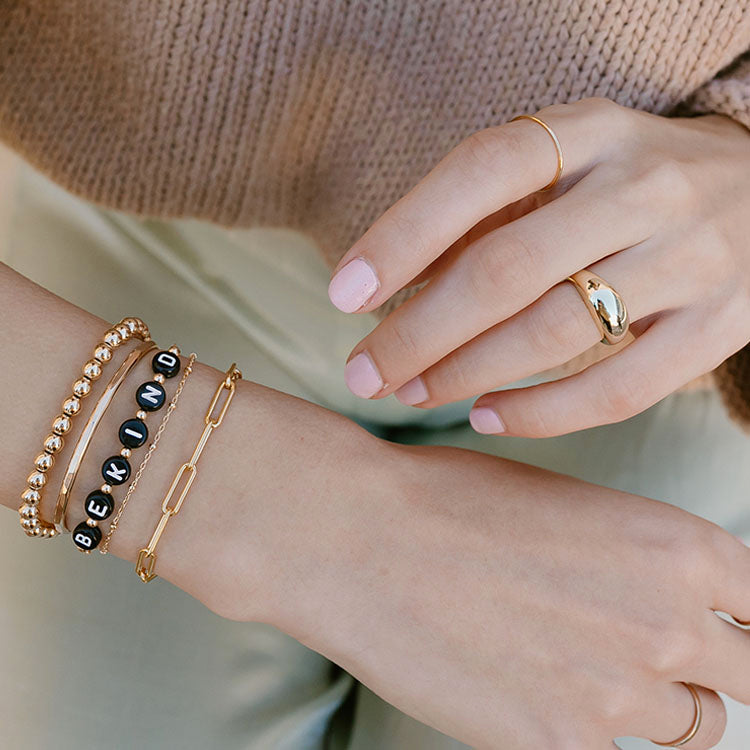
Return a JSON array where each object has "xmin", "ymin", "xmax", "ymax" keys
[{"xmin": 136, "ymin": 363, "xmax": 242, "ymax": 582}]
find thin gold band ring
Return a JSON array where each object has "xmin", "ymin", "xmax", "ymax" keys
[
  {"xmin": 651, "ymin": 682, "xmax": 703, "ymax": 747},
  {"xmin": 567, "ymin": 269, "xmax": 630, "ymax": 346},
  {"xmin": 510, "ymin": 113, "xmax": 564, "ymax": 190}
]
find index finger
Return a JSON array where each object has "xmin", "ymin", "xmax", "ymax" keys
[{"xmin": 327, "ymin": 97, "xmax": 624, "ymax": 314}]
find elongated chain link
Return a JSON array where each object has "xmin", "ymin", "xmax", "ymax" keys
[
  {"xmin": 135, "ymin": 363, "xmax": 242, "ymax": 582},
  {"xmin": 99, "ymin": 353, "xmax": 197, "ymax": 555}
]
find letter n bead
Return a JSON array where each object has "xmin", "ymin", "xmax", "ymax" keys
[{"xmin": 136, "ymin": 382, "xmax": 166, "ymax": 411}]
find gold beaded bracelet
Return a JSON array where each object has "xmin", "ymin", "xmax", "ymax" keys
[
  {"xmin": 136, "ymin": 363, "xmax": 241, "ymax": 582},
  {"xmin": 54, "ymin": 341, "xmax": 158, "ymax": 534},
  {"xmin": 18, "ymin": 317, "xmax": 151, "ymax": 538}
]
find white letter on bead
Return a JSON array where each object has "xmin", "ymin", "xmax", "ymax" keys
[
  {"xmin": 140, "ymin": 385, "xmax": 162, "ymax": 405},
  {"xmin": 104, "ymin": 463, "xmax": 127, "ymax": 482},
  {"xmin": 156, "ymin": 353, "xmax": 178, "ymax": 368},
  {"xmin": 74, "ymin": 532, "xmax": 93, "ymax": 549}
]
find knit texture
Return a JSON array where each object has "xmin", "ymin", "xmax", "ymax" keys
[{"xmin": 2, "ymin": 1, "xmax": 750, "ymax": 423}]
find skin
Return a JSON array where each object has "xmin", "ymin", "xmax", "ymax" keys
[
  {"xmin": 329, "ymin": 98, "xmax": 750, "ymax": 437},
  {"xmin": 2, "ymin": 262, "xmax": 750, "ymax": 748}
]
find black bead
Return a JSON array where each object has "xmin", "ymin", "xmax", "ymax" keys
[
  {"xmin": 84, "ymin": 490, "xmax": 114, "ymax": 521},
  {"xmin": 135, "ymin": 381, "xmax": 166, "ymax": 411},
  {"xmin": 72, "ymin": 521, "xmax": 102, "ymax": 551},
  {"xmin": 119, "ymin": 418, "xmax": 148, "ymax": 449},
  {"xmin": 152, "ymin": 350, "xmax": 181, "ymax": 378},
  {"xmin": 101, "ymin": 455, "xmax": 131, "ymax": 485}
]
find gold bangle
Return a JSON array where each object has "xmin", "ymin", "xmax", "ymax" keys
[
  {"xmin": 54, "ymin": 341, "xmax": 157, "ymax": 533},
  {"xmin": 136, "ymin": 363, "xmax": 242, "ymax": 582},
  {"xmin": 18, "ymin": 317, "xmax": 151, "ymax": 539},
  {"xmin": 99, "ymin": 353, "xmax": 197, "ymax": 555}
]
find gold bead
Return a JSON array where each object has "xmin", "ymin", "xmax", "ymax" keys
[
  {"xmin": 83, "ymin": 360, "xmax": 102, "ymax": 380},
  {"xmin": 121, "ymin": 317, "xmax": 139, "ymax": 334},
  {"xmin": 44, "ymin": 433, "xmax": 64, "ymax": 454},
  {"xmin": 27, "ymin": 471, "xmax": 47, "ymax": 489},
  {"xmin": 94, "ymin": 344, "xmax": 113, "ymax": 363},
  {"xmin": 154, "ymin": 373, "xmax": 166, "ymax": 384},
  {"xmin": 168, "ymin": 345, "xmax": 181, "ymax": 355},
  {"xmin": 73, "ymin": 378, "xmax": 92, "ymax": 398},
  {"xmin": 46, "ymin": 527, "xmax": 58, "ymax": 538},
  {"xmin": 19, "ymin": 503, "xmax": 39, "ymax": 520},
  {"xmin": 21, "ymin": 488, "xmax": 41, "ymax": 506},
  {"xmin": 103, "ymin": 329, "xmax": 122, "ymax": 348},
  {"xmin": 53, "ymin": 415, "xmax": 72, "ymax": 435},
  {"xmin": 34, "ymin": 453, "xmax": 54, "ymax": 472},
  {"xmin": 116, "ymin": 323, "xmax": 131, "ymax": 340},
  {"xmin": 120, "ymin": 447, "xmax": 132, "ymax": 459},
  {"xmin": 62, "ymin": 396, "xmax": 81, "ymax": 416},
  {"xmin": 101, "ymin": 483, "xmax": 112, "ymax": 494},
  {"xmin": 30, "ymin": 525, "xmax": 44, "ymax": 537},
  {"xmin": 21, "ymin": 516, "xmax": 40, "ymax": 530},
  {"xmin": 86, "ymin": 518, "xmax": 98, "ymax": 527},
  {"xmin": 136, "ymin": 410, "xmax": 147, "ymax": 420}
]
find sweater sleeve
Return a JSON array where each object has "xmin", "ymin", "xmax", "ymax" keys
[{"xmin": 674, "ymin": 50, "xmax": 750, "ymax": 426}]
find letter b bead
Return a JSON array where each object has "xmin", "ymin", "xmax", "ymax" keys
[{"xmin": 73, "ymin": 522, "xmax": 102, "ymax": 551}]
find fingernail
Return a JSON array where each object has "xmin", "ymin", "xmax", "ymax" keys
[
  {"xmin": 328, "ymin": 257, "xmax": 380, "ymax": 313},
  {"xmin": 345, "ymin": 352, "xmax": 384, "ymax": 398},
  {"xmin": 394, "ymin": 375, "xmax": 429, "ymax": 406},
  {"xmin": 469, "ymin": 407, "xmax": 506, "ymax": 434}
]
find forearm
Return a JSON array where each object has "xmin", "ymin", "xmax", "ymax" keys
[{"xmin": 0, "ymin": 261, "xmax": 381, "ymax": 622}]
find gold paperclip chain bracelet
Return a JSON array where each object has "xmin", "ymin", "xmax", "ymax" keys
[{"xmin": 136, "ymin": 363, "xmax": 242, "ymax": 582}]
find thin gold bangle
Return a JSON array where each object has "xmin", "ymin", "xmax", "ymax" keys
[
  {"xmin": 99, "ymin": 353, "xmax": 197, "ymax": 555},
  {"xmin": 136, "ymin": 363, "xmax": 242, "ymax": 582},
  {"xmin": 54, "ymin": 341, "xmax": 157, "ymax": 533},
  {"xmin": 18, "ymin": 317, "xmax": 151, "ymax": 539}
]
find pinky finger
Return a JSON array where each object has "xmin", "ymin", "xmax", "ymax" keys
[{"xmin": 469, "ymin": 304, "xmax": 737, "ymax": 438}]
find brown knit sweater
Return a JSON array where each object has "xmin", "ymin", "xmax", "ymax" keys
[{"xmin": 2, "ymin": 1, "xmax": 750, "ymax": 422}]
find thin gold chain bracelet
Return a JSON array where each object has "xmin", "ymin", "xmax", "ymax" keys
[
  {"xmin": 18, "ymin": 317, "xmax": 151, "ymax": 539},
  {"xmin": 136, "ymin": 363, "xmax": 242, "ymax": 582},
  {"xmin": 100, "ymin": 353, "xmax": 197, "ymax": 555}
]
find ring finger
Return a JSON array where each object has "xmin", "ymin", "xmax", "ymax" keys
[
  {"xmin": 626, "ymin": 682, "xmax": 726, "ymax": 749},
  {"xmin": 394, "ymin": 240, "xmax": 688, "ymax": 408}
]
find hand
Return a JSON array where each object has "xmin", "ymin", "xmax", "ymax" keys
[
  {"xmin": 327, "ymin": 97, "xmax": 750, "ymax": 437},
  {"xmin": 197, "ymin": 436, "xmax": 750, "ymax": 749}
]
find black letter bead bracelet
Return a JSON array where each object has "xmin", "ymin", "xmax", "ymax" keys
[{"xmin": 72, "ymin": 348, "xmax": 183, "ymax": 552}]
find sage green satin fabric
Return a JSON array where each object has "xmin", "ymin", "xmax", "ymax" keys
[{"xmin": 1, "ymin": 164, "xmax": 749, "ymax": 749}]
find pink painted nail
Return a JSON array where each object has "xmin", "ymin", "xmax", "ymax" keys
[
  {"xmin": 394, "ymin": 375, "xmax": 428, "ymax": 406},
  {"xmin": 328, "ymin": 257, "xmax": 380, "ymax": 313},
  {"xmin": 469, "ymin": 407, "xmax": 506, "ymax": 434},
  {"xmin": 345, "ymin": 352, "xmax": 384, "ymax": 398}
]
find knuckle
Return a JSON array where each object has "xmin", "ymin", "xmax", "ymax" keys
[
  {"xmin": 466, "ymin": 231, "xmax": 539, "ymax": 308},
  {"xmin": 527, "ymin": 287, "xmax": 595, "ymax": 361},
  {"xmin": 648, "ymin": 626, "xmax": 705, "ymax": 675},
  {"xmin": 594, "ymin": 683, "xmax": 641, "ymax": 725},
  {"xmin": 387, "ymin": 319, "xmax": 423, "ymax": 361},
  {"xmin": 432, "ymin": 352, "xmax": 479, "ymax": 398},
  {"xmin": 595, "ymin": 371, "xmax": 648, "ymax": 423},
  {"xmin": 457, "ymin": 125, "xmax": 525, "ymax": 179},
  {"xmin": 637, "ymin": 159, "xmax": 697, "ymax": 209},
  {"xmin": 383, "ymin": 208, "xmax": 432, "ymax": 262}
]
